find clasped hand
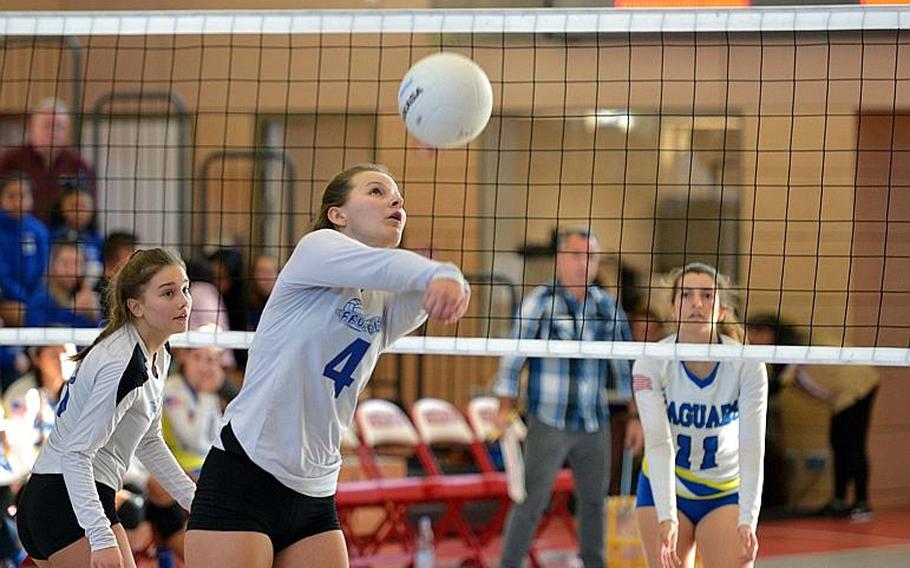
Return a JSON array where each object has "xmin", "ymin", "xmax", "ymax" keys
[{"xmin": 422, "ymin": 278, "xmax": 470, "ymax": 324}]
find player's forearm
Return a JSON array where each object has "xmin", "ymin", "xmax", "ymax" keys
[
  {"xmin": 290, "ymin": 229, "xmax": 463, "ymax": 293},
  {"xmin": 644, "ymin": 439, "xmax": 678, "ymax": 523},
  {"xmin": 635, "ymin": 388, "xmax": 678, "ymax": 523},
  {"xmin": 59, "ymin": 451, "xmax": 118, "ymax": 551},
  {"xmin": 135, "ymin": 436, "xmax": 196, "ymax": 511},
  {"xmin": 738, "ymin": 362, "xmax": 769, "ymax": 529}
]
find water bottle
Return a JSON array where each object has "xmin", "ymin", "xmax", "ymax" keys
[
  {"xmin": 156, "ymin": 547, "xmax": 176, "ymax": 568},
  {"xmin": 414, "ymin": 515, "xmax": 435, "ymax": 568}
]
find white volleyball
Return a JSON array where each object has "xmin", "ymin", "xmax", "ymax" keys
[{"xmin": 397, "ymin": 52, "xmax": 493, "ymax": 148}]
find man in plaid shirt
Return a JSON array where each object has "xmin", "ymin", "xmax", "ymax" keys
[{"xmin": 494, "ymin": 228, "xmax": 643, "ymax": 568}]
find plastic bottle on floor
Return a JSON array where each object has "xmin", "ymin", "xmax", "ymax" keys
[{"xmin": 414, "ymin": 515, "xmax": 435, "ymax": 568}]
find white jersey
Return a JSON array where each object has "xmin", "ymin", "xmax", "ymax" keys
[
  {"xmin": 217, "ymin": 229, "xmax": 467, "ymax": 497},
  {"xmin": 633, "ymin": 335, "xmax": 768, "ymax": 529},
  {"xmin": 31, "ymin": 324, "xmax": 196, "ymax": 551},
  {"xmin": 162, "ymin": 374, "xmax": 222, "ymax": 474}
]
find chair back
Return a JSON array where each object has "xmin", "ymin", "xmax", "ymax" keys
[{"xmin": 356, "ymin": 399, "xmax": 421, "ymax": 449}]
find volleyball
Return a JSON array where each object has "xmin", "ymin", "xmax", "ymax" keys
[{"xmin": 397, "ymin": 52, "xmax": 493, "ymax": 148}]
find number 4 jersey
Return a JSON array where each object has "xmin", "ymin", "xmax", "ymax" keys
[
  {"xmin": 632, "ymin": 335, "xmax": 768, "ymax": 529},
  {"xmin": 216, "ymin": 229, "xmax": 468, "ymax": 498}
]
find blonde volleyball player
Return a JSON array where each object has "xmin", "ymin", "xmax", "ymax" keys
[
  {"xmin": 185, "ymin": 164, "xmax": 470, "ymax": 568},
  {"xmin": 633, "ymin": 263, "xmax": 768, "ymax": 568},
  {"xmin": 16, "ymin": 249, "xmax": 197, "ymax": 568}
]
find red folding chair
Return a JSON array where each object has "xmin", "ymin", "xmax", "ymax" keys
[
  {"xmin": 465, "ymin": 397, "xmax": 578, "ymax": 561},
  {"xmin": 410, "ymin": 398, "xmax": 511, "ymax": 549},
  {"xmin": 336, "ymin": 426, "xmax": 388, "ymax": 557},
  {"xmin": 349, "ymin": 399, "xmax": 437, "ymax": 561},
  {"xmin": 357, "ymin": 399, "xmax": 488, "ymax": 567}
]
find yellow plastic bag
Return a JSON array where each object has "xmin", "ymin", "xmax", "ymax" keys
[
  {"xmin": 606, "ymin": 449, "xmax": 647, "ymax": 567},
  {"xmin": 607, "ymin": 494, "xmax": 646, "ymax": 567}
]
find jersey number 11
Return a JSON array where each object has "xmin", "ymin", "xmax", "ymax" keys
[{"xmin": 676, "ymin": 434, "xmax": 719, "ymax": 471}]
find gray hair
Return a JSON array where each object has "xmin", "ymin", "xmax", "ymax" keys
[
  {"xmin": 557, "ymin": 227, "xmax": 599, "ymax": 251},
  {"xmin": 33, "ymin": 97, "xmax": 69, "ymax": 115}
]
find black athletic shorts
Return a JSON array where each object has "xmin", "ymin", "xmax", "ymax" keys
[
  {"xmin": 146, "ymin": 500, "xmax": 187, "ymax": 541},
  {"xmin": 17, "ymin": 473, "xmax": 120, "ymax": 561},
  {"xmin": 187, "ymin": 423, "xmax": 341, "ymax": 553}
]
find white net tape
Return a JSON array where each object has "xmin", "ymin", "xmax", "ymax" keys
[
  {"xmin": 1, "ymin": 328, "xmax": 906, "ymax": 366},
  {"xmin": 1, "ymin": 7, "xmax": 908, "ymax": 36},
  {"xmin": 2, "ymin": 6, "xmax": 908, "ymax": 367}
]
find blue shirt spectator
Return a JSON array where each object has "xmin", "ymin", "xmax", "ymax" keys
[
  {"xmin": 51, "ymin": 227, "xmax": 102, "ymax": 282},
  {"xmin": 49, "ymin": 187, "xmax": 104, "ymax": 284},
  {"xmin": 0, "ymin": 175, "xmax": 50, "ymax": 306},
  {"xmin": 25, "ymin": 283, "xmax": 100, "ymax": 328},
  {"xmin": 493, "ymin": 281, "xmax": 633, "ymax": 432},
  {"xmin": 492, "ymin": 228, "xmax": 638, "ymax": 568},
  {"xmin": 25, "ymin": 239, "xmax": 101, "ymax": 329}
]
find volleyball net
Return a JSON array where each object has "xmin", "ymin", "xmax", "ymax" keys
[{"xmin": 0, "ymin": 6, "xmax": 908, "ymax": 368}]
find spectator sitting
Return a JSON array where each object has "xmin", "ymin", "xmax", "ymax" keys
[
  {"xmin": 50, "ymin": 187, "xmax": 104, "ymax": 285},
  {"xmin": 247, "ymin": 254, "xmax": 278, "ymax": 330},
  {"xmin": 0, "ymin": 413, "xmax": 27, "ymax": 566},
  {"xmin": 2, "ymin": 344, "xmax": 69, "ymax": 476},
  {"xmin": 186, "ymin": 257, "xmax": 230, "ymax": 334},
  {"xmin": 0, "ymin": 97, "xmax": 95, "ymax": 223},
  {"xmin": 163, "ymin": 325, "xmax": 227, "ymax": 477},
  {"xmin": 0, "ymin": 335, "xmax": 30, "ymax": 392},
  {"xmin": 0, "ymin": 173, "xmax": 50, "ymax": 327},
  {"xmin": 208, "ymin": 247, "xmax": 249, "ymax": 370},
  {"xmin": 208, "ymin": 247, "xmax": 248, "ymax": 332},
  {"xmin": 95, "ymin": 230, "xmax": 138, "ymax": 318},
  {"xmin": 0, "ymin": 344, "xmax": 70, "ymax": 568},
  {"xmin": 25, "ymin": 239, "xmax": 101, "ymax": 328},
  {"xmin": 186, "ymin": 256, "xmax": 237, "ymax": 387},
  {"xmin": 2, "ymin": 344, "xmax": 68, "ymax": 421}
]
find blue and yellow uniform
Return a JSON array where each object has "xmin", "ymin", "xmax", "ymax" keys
[{"xmin": 632, "ymin": 335, "xmax": 768, "ymax": 529}]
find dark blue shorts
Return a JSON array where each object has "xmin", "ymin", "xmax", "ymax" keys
[{"xmin": 635, "ymin": 471, "xmax": 738, "ymax": 526}]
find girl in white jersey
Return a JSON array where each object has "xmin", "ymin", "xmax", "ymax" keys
[
  {"xmin": 633, "ymin": 263, "xmax": 768, "ymax": 568},
  {"xmin": 185, "ymin": 164, "xmax": 470, "ymax": 568},
  {"xmin": 16, "ymin": 248, "xmax": 197, "ymax": 568}
]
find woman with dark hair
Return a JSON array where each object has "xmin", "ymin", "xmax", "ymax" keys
[
  {"xmin": 745, "ymin": 314, "xmax": 803, "ymax": 395},
  {"xmin": 207, "ymin": 247, "xmax": 247, "ymax": 333},
  {"xmin": 25, "ymin": 239, "xmax": 101, "ymax": 329},
  {"xmin": 49, "ymin": 187, "xmax": 104, "ymax": 285},
  {"xmin": 3, "ymin": 344, "xmax": 67, "ymax": 421},
  {"xmin": 246, "ymin": 255, "xmax": 278, "ymax": 331}
]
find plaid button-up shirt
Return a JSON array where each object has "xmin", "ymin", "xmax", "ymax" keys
[{"xmin": 494, "ymin": 282, "xmax": 634, "ymax": 432}]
